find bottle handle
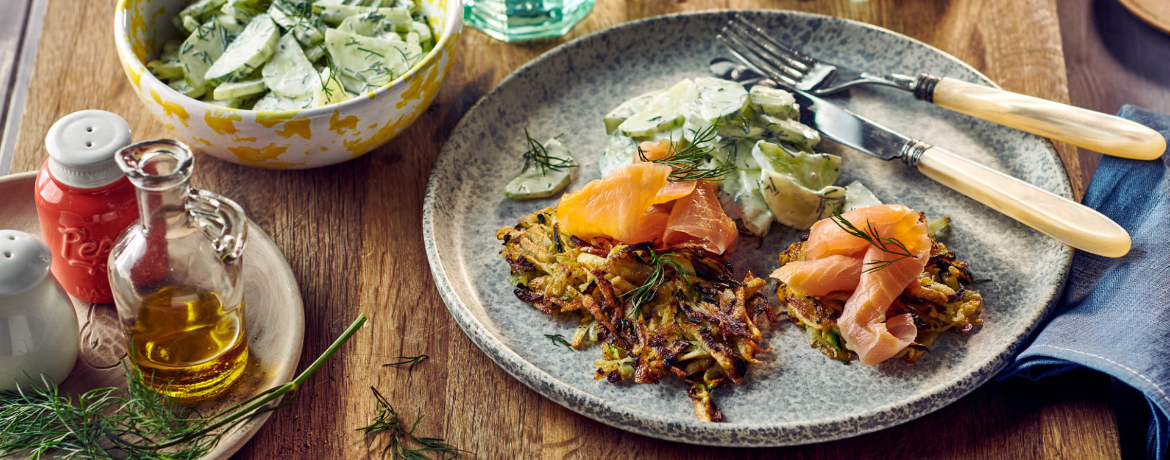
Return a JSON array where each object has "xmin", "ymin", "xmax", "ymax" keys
[{"xmin": 186, "ymin": 188, "xmax": 248, "ymax": 265}]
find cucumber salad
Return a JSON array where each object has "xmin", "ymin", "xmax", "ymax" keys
[
  {"xmin": 505, "ymin": 77, "xmax": 881, "ymax": 238},
  {"xmin": 606, "ymin": 78, "xmax": 885, "ymax": 237},
  {"xmin": 147, "ymin": 0, "xmax": 436, "ymax": 110}
]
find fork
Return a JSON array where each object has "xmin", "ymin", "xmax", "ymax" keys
[{"xmin": 717, "ymin": 16, "xmax": 1166, "ymax": 161}]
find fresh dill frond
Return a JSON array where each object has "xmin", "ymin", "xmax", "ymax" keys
[
  {"xmin": 637, "ymin": 124, "xmax": 736, "ymax": 182},
  {"xmin": 360, "ymin": 387, "xmax": 466, "ymax": 459},
  {"xmin": 383, "ymin": 354, "xmax": 429, "ymax": 373},
  {"xmin": 622, "ymin": 248, "xmax": 689, "ymax": 318},
  {"xmin": 319, "ymin": 52, "xmax": 346, "ymax": 99},
  {"xmin": 544, "ymin": 334, "xmax": 572, "ymax": 349},
  {"xmin": 828, "ymin": 203, "xmax": 915, "ymax": 274},
  {"xmin": 0, "ymin": 315, "xmax": 368, "ymax": 459},
  {"xmin": 520, "ymin": 129, "xmax": 575, "ymax": 175}
]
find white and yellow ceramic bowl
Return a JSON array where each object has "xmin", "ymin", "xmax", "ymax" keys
[{"xmin": 114, "ymin": 0, "xmax": 462, "ymax": 169}]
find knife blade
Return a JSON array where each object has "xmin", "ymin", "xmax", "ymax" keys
[
  {"xmin": 755, "ymin": 80, "xmax": 1131, "ymax": 257},
  {"xmin": 789, "ymin": 90, "xmax": 913, "ymax": 163}
]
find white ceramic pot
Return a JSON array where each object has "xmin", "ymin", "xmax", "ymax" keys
[{"xmin": 0, "ymin": 230, "xmax": 80, "ymax": 391}]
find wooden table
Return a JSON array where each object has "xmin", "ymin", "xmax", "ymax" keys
[{"xmin": 7, "ymin": 0, "xmax": 1165, "ymax": 458}]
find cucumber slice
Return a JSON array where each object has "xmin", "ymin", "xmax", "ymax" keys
[
  {"xmin": 148, "ymin": 58, "xmax": 185, "ymax": 80},
  {"xmin": 603, "ymin": 89, "xmax": 662, "ymax": 135},
  {"xmin": 618, "ymin": 79, "xmax": 697, "ymax": 138},
  {"xmin": 505, "ymin": 139, "xmax": 575, "ymax": 200},
  {"xmin": 167, "ymin": 79, "xmax": 207, "ymax": 98},
  {"xmin": 758, "ymin": 113, "xmax": 821, "ymax": 147},
  {"xmin": 313, "ymin": 5, "xmax": 411, "ymax": 26},
  {"xmin": 203, "ymin": 95, "xmax": 244, "ymax": 108},
  {"xmin": 212, "ymin": 78, "xmax": 266, "ymax": 100},
  {"xmin": 178, "ymin": 0, "xmax": 227, "ymax": 23},
  {"xmin": 263, "ymin": 33, "xmax": 317, "ymax": 97},
  {"xmin": 338, "ymin": 10, "xmax": 408, "ymax": 36},
  {"xmin": 253, "ymin": 90, "xmax": 315, "ymax": 110},
  {"xmin": 734, "ymin": 170, "xmax": 775, "ymax": 237},
  {"xmin": 599, "ymin": 132, "xmax": 637, "ymax": 177},
  {"xmin": 181, "ymin": 15, "xmax": 202, "ymax": 34},
  {"xmin": 205, "ymin": 14, "xmax": 280, "ymax": 85},
  {"xmin": 324, "ymin": 28, "xmax": 417, "ymax": 89},
  {"xmin": 752, "ymin": 140, "xmax": 841, "ymax": 190},
  {"xmin": 718, "ymin": 167, "xmax": 775, "ymax": 238},
  {"xmin": 268, "ymin": 0, "xmax": 324, "ymax": 46},
  {"xmin": 620, "ymin": 111, "xmax": 686, "ymax": 138},
  {"xmin": 304, "ymin": 42, "xmax": 326, "ymax": 62},
  {"xmin": 843, "ymin": 180, "xmax": 882, "ymax": 211},
  {"xmin": 717, "ymin": 115, "xmax": 765, "ymax": 139},
  {"xmin": 213, "ymin": 14, "xmax": 244, "ymax": 34},
  {"xmin": 411, "ymin": 20, "xmax": 432, "ymax": 44},
  {"xmin": 222, "ymin": 0, "xmax": 270, "ymax": 22},
  {"xmin": 179, "ymin": 20, "xmax": 232, "ymax": 91},
  {"xmin": 312, "ymin": 67, "xmax": 350, "ymax": 107},
  {"xmin": 748, "ymin": 85, "xmax": 799, "ymax": 118},
  {"xmin": 693, "ymin": 77, "xmax": 749, "ymax": 124},
  {"xmin": 759, "ymin": 170, "xmax": 845, "ymax": 230}
]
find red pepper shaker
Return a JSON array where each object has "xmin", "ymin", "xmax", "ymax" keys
[{"xmin": 34, "ymin": 110, "xmax": 137, "ymax": 303}]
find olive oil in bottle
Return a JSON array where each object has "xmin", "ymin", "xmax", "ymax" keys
[
  {"xmin": 109, "ymin": 140, "xmax": 251, "ymax": 400},
  {"xmin": 127, "ymin": 286, "xmax": 248, "ymax": 398}
]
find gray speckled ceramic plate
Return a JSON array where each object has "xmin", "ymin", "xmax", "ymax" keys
[{"xmin": 423, "ymin": 11, "xmax": 1073, "ymax": 446}]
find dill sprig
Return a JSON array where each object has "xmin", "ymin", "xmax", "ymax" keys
[
  {"xmin": 383, "ymin": 355, "xmax": 429, "ymax": 373},
  {"xmin": 544, "ymin": 334, "xmax": 572, "ymax": 349},
  {"xmin": 828, "ymin": 204, "xmax": 915, "ymax": 274},
  {"xmin": 0, "ymin": 314, "xmax": 368, "ymax": 459},
  {"xmin": 623, "ymin": 248, "xmax": 689, "ymax": 318},
  {"xmin": 359, "ymin": 387, "xmax": 466, "ymax": 459},
  {"xmin": 520, "ymin": 129, "xmax": 574, "ymax": 175},
  {"xmin": 319, "ymin": 52, "xmax": 347, "ymax": 99},
  {"xmin": 637, "ymin": 124, "xmax": 736, "ymax": 182}
]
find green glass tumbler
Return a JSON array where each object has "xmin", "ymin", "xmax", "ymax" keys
[{"xmin": 464, "ymin": 0, "xmax": 595, "ymax": 42}]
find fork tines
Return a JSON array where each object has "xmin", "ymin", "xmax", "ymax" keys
[{"xmin": 717, "ymin": 16, "xmax": 817, "ymax": 88}]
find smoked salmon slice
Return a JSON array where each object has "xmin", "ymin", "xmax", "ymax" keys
[
  {"xmin": 837, "ymin": 245, "xmax": 929, "ymax": 364},
  {"xmin": 770, "ymin": 255, "xmax": 862, "ymax": 297},
  {"xmin": 662, "ymin": 181, "xmax": 739, "ymax": 254},
  {"xmin": 556, "ymin": 163, "xmax": 738, "ymax": 254},
  {"xmin": 804, "ymin": 205, "xmax": 930, "ymax": 260},
  {"xmin": 771, "ymin": 204, "xmax": 932, "ymax": 364}
]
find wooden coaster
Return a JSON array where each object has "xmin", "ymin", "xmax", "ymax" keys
[{"xmin": 0, "ymin": 171, "xmax": 305, "ymax": 459}]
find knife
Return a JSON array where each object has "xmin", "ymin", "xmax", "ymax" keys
[{"xmin": 789, "ymin": 87, "xmax": 1132, "ymax": 258}]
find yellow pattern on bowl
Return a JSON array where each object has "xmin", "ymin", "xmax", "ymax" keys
[{"xmin": 114, "ymin": 0, "xmax": 462, "ymax": 169}]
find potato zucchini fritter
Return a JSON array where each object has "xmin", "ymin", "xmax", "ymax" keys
[
  {"xmin": 497, "ymin": 208, "xmax": 777, "ymax": 421},
  {"xmin": 775, "ymin": 223, "xmax": 984, "ymax": 364}
]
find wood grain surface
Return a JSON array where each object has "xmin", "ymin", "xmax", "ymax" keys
[
  {"xmin": 0, "ymin": 0, "xmax": 33, "ymax": 150},
  {"xmin": 8, "ymin": 0, "xmax": 1124, "ymax": 458}
]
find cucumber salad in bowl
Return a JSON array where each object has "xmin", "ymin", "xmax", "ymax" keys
[{"xmin": 147, "ymin": 0, "xmax": 437, "ymax": 111}]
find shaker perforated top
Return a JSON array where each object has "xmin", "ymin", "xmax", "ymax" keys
[
  {"xmin": 0, "ymin": 230, "xmax": 52, "ymax": 296},
  {"xmin": 44, "ymin": 110, "xmax": 132, "ymax": 188}
]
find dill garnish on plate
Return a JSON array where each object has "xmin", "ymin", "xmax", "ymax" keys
[{"xmin": 636, "ymin": 124, "xmax": 738, "ymax": 182}]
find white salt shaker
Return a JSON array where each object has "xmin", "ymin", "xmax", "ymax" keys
[{"xmin": 0, "ymin": 230, "xmax": 79, "ymax": 391}]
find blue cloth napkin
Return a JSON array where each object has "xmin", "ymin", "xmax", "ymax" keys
[{"xmin": 1001, "ymin": 105, "xmax": 1170, "ymax": 460}]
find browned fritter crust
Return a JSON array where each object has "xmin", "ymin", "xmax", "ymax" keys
[{"xmin": 497, "ymin": 208, "xmax": 778, "ymax": 421}]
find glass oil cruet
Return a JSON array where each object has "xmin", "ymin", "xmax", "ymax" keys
[{"xmin": 107, "ymin": 139, "xmax": 249, "ymax": 399}]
